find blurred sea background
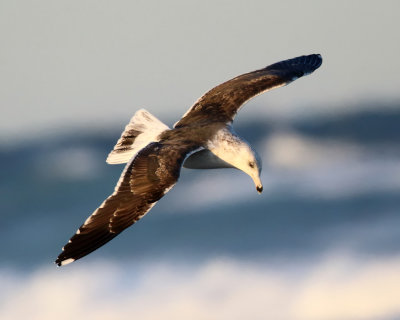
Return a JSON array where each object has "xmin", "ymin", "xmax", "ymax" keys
[{"xmin": 1, "ymin": 1, "xmax": 400, "ymax": 319}]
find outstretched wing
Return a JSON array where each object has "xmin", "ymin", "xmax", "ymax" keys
[
  {"xmin": 55, "ymin": 142, "xmax": 194, "ymax": 266},
  {"xmin": 174, "ymin": 54, "xmax": 322, "ymax": 128}
]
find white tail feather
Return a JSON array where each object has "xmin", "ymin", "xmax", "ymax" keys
[{"xmin": 106, "ymin": 109, "xmax": 169, "ymax": 164}]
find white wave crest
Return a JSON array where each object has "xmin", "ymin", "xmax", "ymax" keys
[{"xmin": 1, "ymin": 254, "xmax": 400, "ymax": 320}]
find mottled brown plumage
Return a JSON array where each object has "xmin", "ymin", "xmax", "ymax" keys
[
  {"xmin": 175, "ymin": 54, "xmax": 322, "ymax": 127},
  {"xmin": 55, "ymin": 54, "xmax": 322, "ymax": 266}
]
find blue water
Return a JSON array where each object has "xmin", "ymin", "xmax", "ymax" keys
[
  {"xmin": 1, "ymin": 107, "xmax": 399, "ymax": 269},
  {"xmin": 1, "ymin": 107, "xmax": 400, "ymax": 319}
]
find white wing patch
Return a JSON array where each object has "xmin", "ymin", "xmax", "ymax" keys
[
  {"xmin": 59, "ymin": 258, "xmax": 75, "ymax": 266},
  {"xmin": 106, "ymin": 109, "xmax": 169, "ymax": 164}
]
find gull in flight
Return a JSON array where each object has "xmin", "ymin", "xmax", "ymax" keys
[{"xmin": 55, "ymin": 54, "xmax": 322, "ymax": 266}]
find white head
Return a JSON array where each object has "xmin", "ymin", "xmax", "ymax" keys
[
  {"xmin": 209, "ymin": 131, "xmax": 263, "ymax": 193},
  {"xmin": 231, "ymin": 143, "xmax": 263, "ymax": 194}
]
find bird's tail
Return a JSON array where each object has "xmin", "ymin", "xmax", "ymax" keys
[{"xmin": 106, "ymin": 109, "xmax": 169, "ymax": 164}]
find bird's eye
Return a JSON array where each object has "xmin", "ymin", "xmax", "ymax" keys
[{"xmin": 249, "ymin": 161, "xmax": 255, "ymax": 168}]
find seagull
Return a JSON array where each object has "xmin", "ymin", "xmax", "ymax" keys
[{"xmin": 55, "ymin": 54, "xmax": 322, "ymax": 266}]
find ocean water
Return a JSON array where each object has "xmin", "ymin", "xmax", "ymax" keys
[{"xmin": 1, "ymin": 107, "xmax": 400, "ymax": 319}]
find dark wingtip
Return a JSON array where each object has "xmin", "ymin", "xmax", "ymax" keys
[
  {"xmin": 266, "ymin": 54, "xmax": 323, "ymax": 75},
  {"xmin": 306, "ymin": 53, "xmax": 323, "ymax": 70},
  {"xmin": 54, "ymin": 255, "xmax": 63, "ymax": 267}
]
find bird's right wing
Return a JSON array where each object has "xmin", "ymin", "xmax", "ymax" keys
[
  {"xmin": 55, "ymin": 142, "xmax": 195, "ymax": 266},
  {"xmin": 174, "ymin": 54, "xmax": 322, "ymax": 127}
]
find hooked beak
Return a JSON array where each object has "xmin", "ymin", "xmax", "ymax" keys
[{"xmin": 252, "ymin": 174, "xmax": 263, "ymax": 194}]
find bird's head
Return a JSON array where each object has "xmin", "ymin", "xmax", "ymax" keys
[
  {"xmin": 238, "ymin": 145, "xmax": 263, "ymax": 194},
  {"xmin": 208, "ymin": 128, "xmax": 263, "ymax": 194},
  {"xmin": 213, "ymin": 140, "xmax": 263, "ymax": 194}
]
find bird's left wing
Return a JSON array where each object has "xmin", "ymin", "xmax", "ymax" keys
[
  {"xmin": 174, "ymin": 54, "xmax": 322, "ymax": 127},
  {"xmin": 55, "ymin": 142, "xmax": 194, "ymax": 266}
]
